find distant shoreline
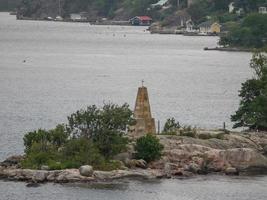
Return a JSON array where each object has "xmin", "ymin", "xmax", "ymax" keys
[
  {"xmin": 16, "ymin": 17, "xmax": 134, "ymax": 26},
  {"xmin": 204, "ymin": 47, "xmax": 253, "ymax": 52}
]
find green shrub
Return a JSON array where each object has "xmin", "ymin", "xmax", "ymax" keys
[
  {"xmin": 179, "ymin": 126, "xmax": 197, "ymax": 138},
  {"xmin": 23, "ymin": 129, "xmax": 51, "ymax": 153},
  {"xmin": 159, "ymin": 131, "xmax": 177, "ymax": 136},
  {"xmin": 23, "ymin": 124, "xmax": 68, "ymax": 153},
  {"xmin": 21, "ymin": 143, "xmax": 59, "ymax": 169},
  {"xmin": 94, "ymin": 160, "xmax": 123, "ymax": 171},
  {"xmin": 60, "ymin": 138, "xmax": 105, "ymax": 168},
  {"xmin": 214, "ymin": 133, "xmax": 225, "ymax": 140},
  {"xmin": 135, "ymin": 134, "xmax": 164, "ymax": 162},
  {"xmin": 198, "ymin": 132, "xmax": 225, "ymax": 140},
  {"xmin": 162, "ymin": 118, "xmax": 180, "ymax": 135},
  {"xmin": 47, "ymin": 160, "xmax": 63, "ymax": 170},
  {"xmin": 180, "ymin": 131, "xmax": 197, "ymax": 138},
  {"xmin": 198, "ymin": 133, "xmax": 212, "ymax": 140}
]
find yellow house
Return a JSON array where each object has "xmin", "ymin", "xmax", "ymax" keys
[{"xmin": 199, "ymin": 21, "xmax": 221, "ymax": 34}]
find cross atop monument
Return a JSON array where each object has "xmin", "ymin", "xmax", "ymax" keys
[{"xmin": 141, "ymin": 80, "xmax": 144, "ymax": 87}]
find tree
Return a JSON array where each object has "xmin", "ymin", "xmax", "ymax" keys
[
  {"xmin": 163, "ymin": 117, "xmax": 180, "ymax": 134},
  {"xmin": 219, "ymin": 14, "xmax": 267, "ymax": 48},
  {"xmin": 60, "ymin": 138, "xmax": 105, "ymax": 168},
  {"xmin": 231, "ymin": 53, "xmax": 267, "ymax": 130},
  {"xmin": 135, "ymin": 134, "xmax": 164, "ymax": 162},
  {"xmin": 22, "ymin": 103, "xmax": 135, "ymax": 170},
  {"xmin": 234, "ymin": 0, "xmax": 267, "ymax": 12},
  {"xmin": 187, "ymin": 0, "xmax": 209, "ymax": 23},
  {"xmin": 67, "ymin": 103, "xmax": 135, "ymax": 158},
  {"xmin": 23, "ymin": 124, "xmax": 68, "ymax": 153}
]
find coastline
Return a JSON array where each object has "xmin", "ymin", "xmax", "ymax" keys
[
  {"xmin": 16, "ymin": 17, "xmax": 132, "ymax": 26},
  {"xmin": 204, "ymin": 47, "xmax": 253, "ymax": 52},
  {"xmin": 1, "ymin": 130, "xmax": 267, "ymax": 185}
]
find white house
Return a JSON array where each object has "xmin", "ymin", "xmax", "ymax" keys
[
  {"xmin": 151, "ymin": 0, "xmax": 169, "ymax": 8},
  {"xmin": 70, "ymin": 13, "xmax": 87, "ymax": 21},
  {"xmin": 186, "ymin": 20, "xmax": 195, "ymax": 32},
  {"xmin": 229, "ymin": 2, "xmax": 235, "ymax": 13},
  {"xmin": 236, "ymin": 8, "xmax": 244, "ymax": 15},
  {"xmin": 259, "ymin": 7, "xmax": 267, "ymax": 14}
]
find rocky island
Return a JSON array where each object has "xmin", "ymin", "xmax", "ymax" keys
[
  {"xmin": 1, "ymin": 130, "xmax": 267, "ymax": 185},
  {"xmin": 1, "ymin": 84, "xmax": 267, "ymax": 185}
]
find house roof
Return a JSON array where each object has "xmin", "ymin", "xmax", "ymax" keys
[
  {"xmin": 198, "ymin": 21, "xmax": 219, "ymax": 28},
  {"xmin": 136, "ymin": 16, "xmax": 152, "ymax": 21},
  {"xmin": 151, "ymin": 0, "xmax": 168, "ymax": 7}
]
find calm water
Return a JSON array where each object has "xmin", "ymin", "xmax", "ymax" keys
[
  {"xmin": 1, "ymin": 12, "xmax": 265, "ymax": 200},
  {"xmin": 1, "ymin": 175, "xmax": 267, "ymax": 200},
  {"xmin": 0, "ymin": 13, "xmax": 252, "ymax": 159}
]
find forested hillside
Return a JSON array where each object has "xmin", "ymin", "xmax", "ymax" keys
[
  {"xmin": 16, "ymin": 0, "xmax": 267, "ymax": 22},
  {"xmin": 0, "ymin": 0, "xmax": 21, "ymax": 11}
]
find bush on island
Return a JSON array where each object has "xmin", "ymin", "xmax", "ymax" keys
[
  {"xmin": 162, "ymin": 117, "xmax": 180, "ymax": 135},
  {"xmin": 135, "ymin": 134, "xmax": 164, "ymax": 163},
  {"xmin": 179, "ymin": 126, "xmax": 197, "ymax": 138},
  {"xmin": 21, "ymin": 103, "xmax": 134, "ymax": 171}
]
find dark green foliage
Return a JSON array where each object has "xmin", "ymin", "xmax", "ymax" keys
[
  {"xmin": 124, "ymin": 0, "xmax": 157, "ymax": 16},
  {"xmin": 198, "ymin": 132, "xmax": 225, "ymax": 140},
  {"xmin": 187, "ymin": 0, "xmax": 209, "ymax": 23},
  {"xmin": 23, "ymin": 124, "xmax": 67, "ymax": 153},
  {"xmin": 22, "ymin": 103, "xmax": 133, "ymax": 170},
  {"xmin": 21, "ymin": 142, "xmax": 59, "ymax": 169},
  {"xmin": 231, "ymin": 53, "xmax": 267, "ymax": 130},
  {"xmin": 18, "ymin": 0, "xmax": 159, "ymax": 19},
  {"xmin": 187, "ymin": 0, "xmax": 232, "ymax": 23},
  {"xmin": 93, "ymin": 130, "xmax": 128, "ymax": 159},
  {"xmin": 162, "ymin": 117, "xmax": 180, "ymax": 135},
  {"xmin": 0, "ymin": 0, "xmax": 21, "ymax": 11},
  {"xmin": 60, "ymin": 138, "xmax": 105, "ymax": 168},
  {"xmin": 50, "ymin": 125, "xmax": 68, "ymax": 147},
  {"xmin": 67, "ymin": 103, "xmax": 134, "ymax": 158},
  {"xmin": 234, "ymin": 0, "xmax": 267, "ymax": 12},
  {"xmin": 179, "ymin": 126, "xmax": 197, "ymax": 138},
  {"xmin": 219, "ymin": 14, "xmax": 267, "ymax": 48},
  {"xmin": 135, "ymin": 134, "xmax": 164, "ymax": 162}
]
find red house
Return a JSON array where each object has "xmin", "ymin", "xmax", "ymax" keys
[{"xmin": 130, "ymin": 16, "xmax": 152, "ymax": 26}]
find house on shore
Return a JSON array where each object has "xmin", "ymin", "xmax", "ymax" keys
[
  {"xmin": 259, "ymin": 7, "xmax": 267, "ymax": 14},
  {"xmin": 70, "ymin": 12, "xmax": 88, "ymax": 22},
  {"xmin": 185, "ymin": 19, "xmax": 195, "ymax": 32},
  {"xmin": 151, "ymin": 0, "xmax": 169, "ymax": 9},
  {"xmin": 130, "ymin": 16, "xmax": 152, "ymax": 26},
  {"xmin": 229, "ymin": 2, "xmax": 235, "ymax": 13},
  {"xmin": 198, "ymin": 21, "xmax": 221, "ymax": 34}
]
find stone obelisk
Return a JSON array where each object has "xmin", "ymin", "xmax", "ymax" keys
[{"xmin": 130, "ymin": 82, "xmax": 156, "ymax": 138}]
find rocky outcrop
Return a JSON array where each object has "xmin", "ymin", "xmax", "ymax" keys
[
  {"xmin": 153, "ymin": 132, "xmax": 267, "ymax": 176},
  {"xmin": 93, "ymin": 169, "xmax": 162, "ymax": 180},
  {"xmin": 0, "ymin": 167, "xmax": 161, "ymax": 183},
  {"xmin": 125, "ymin": 159, "xmax": 147, "ymax": 169},
  {"xmin": 225, "ymin": 167, "xmax": 238, "ymax": 175},
  {"xmin": 79, "ymin": 165, "xmax": 93, "ymax": 177},
  {"xmin": 0, "ymin": 155, "xmax": 24, "ymax": 167},
  {"xmin": 1, "ymin": 130, "xmax": 267, "ymax": 184}
]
